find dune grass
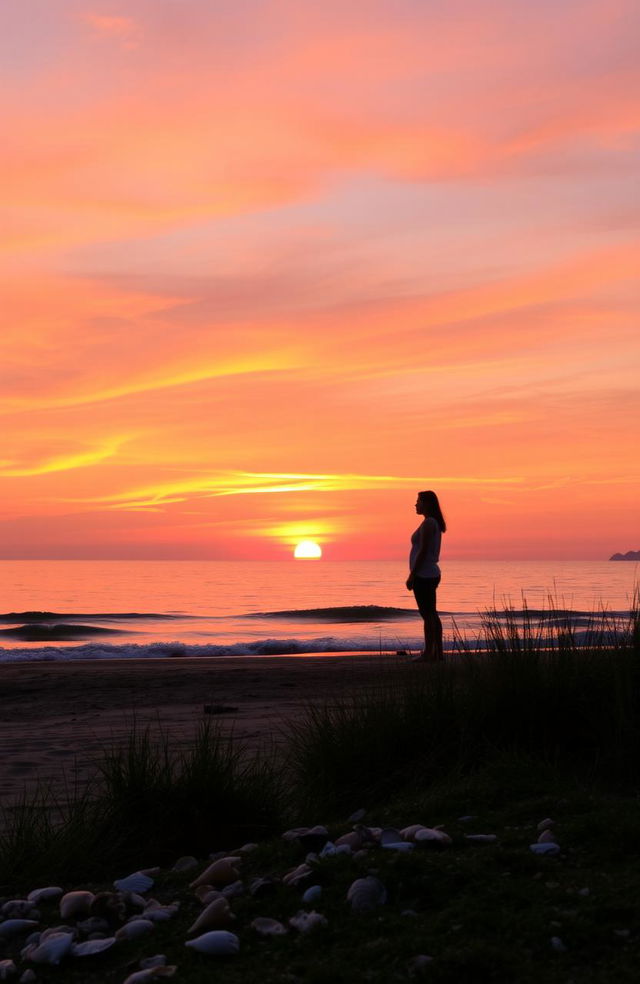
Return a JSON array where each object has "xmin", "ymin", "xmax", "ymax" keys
[
  {"xmin": 0, "ymin": 720, "xmax": 285, "ymax": 886},
  {"xmin": 284, "ymin": 599, "xmax": 640, "ymax": 816}
]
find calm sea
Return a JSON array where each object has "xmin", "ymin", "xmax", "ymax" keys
[{"xmin": 0, "ymin": 560, "xmax": 637, "ymax": 663}]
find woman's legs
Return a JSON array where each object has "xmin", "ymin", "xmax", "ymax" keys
[{"xmin": 412, "ymin": 576, "xmax": 443, "ymax": 661}]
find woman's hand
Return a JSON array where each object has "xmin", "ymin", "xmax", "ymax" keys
[{"xmin": 406, "ymin": 574, "xmax": 414, "ymax": 590}]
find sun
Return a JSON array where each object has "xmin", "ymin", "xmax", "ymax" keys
[{"xmin": 293, "ymin": 540, "xmax": 322, "ymax": 559}]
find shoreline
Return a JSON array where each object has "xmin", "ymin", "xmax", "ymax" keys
[{"xmin": 0, "ymin": 653, "xmax": 405, "ymax": 804}]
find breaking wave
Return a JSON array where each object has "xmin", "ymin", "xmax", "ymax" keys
[{"xmin": 0, "ymin": 636, "xmax": 411, "ymax": 664}]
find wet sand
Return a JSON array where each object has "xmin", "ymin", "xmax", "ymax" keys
[{"xmin": 0, "ymin": 653, "xmax": 408, "ymax": 802}]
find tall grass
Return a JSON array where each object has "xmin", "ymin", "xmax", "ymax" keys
[
  {"xmin": 285, "ymin": 598, "xmax": 640, "ymax": 815},
  {"xmin": 97, "ymin": 719, "xmax": 285, "ymax": 863},
  {"xmin": 0, "ymin": 720, "xmax": 285, "ymax": 887}
]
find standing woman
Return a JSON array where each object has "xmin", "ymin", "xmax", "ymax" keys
[{"xmin": 406, "ymin": 490, "xmax": 446, "ymax": 661}]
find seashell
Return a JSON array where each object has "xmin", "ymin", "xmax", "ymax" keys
[
  {"xmin": 414, "ymin": 827, "xmax": 452, "ymax": 847},
  {"xmin": 71, "ymin": 937, "xmax": 117, "ymax": 956},
  {"xmin": 530, "ymin": 842, "xmax": 561, "ymax": 856},
  {"xmin": 187, "ymin": 897, "xmax": 232, "ymax": 935},
  {"xmin": 0, "ymin": 921, "xmax": 39, "ymax": 939},
  {"xmin": 2, "ymin": 900, "xmax": 35, "ymax": 918},
  {"xmin": 139, "ymin": 954, "xmax": 168, "ymax": 968},
  {"xmin": 221, "ymin": 880, "xmax": 244, "ymax": 899},
  {"xmin": 335, "ymin": 831, "xmax": 363, "ymax": 850},
  {"xmin": 537, "ymin": 830, "xmax": 556, "ymax": 843},
  {"xmin": 302, "ymin": 885, "xmax": 322, "ymax": 904},
  {"xmin": 288, "ymin": 909, "xmax": 328, "ymax": 933},
  {"xmin": 297, "ymin": 825, "xmax": 330, "ymax": 852},
  {"xmin": 77, "ymin": 917, "xmax": 110, "ymax": 935},
  {"xmin": 347, "ymin": 876, "xmax": 387, "ymax": 912},
  {"xmin": 123, "ymin": 891, "xmax": 148, "ymax": 910},
  {"xmin": 189, "ymin": 859, "xmax": 240, "ymax": 889},
  {"xmin": 172, "ymin": 855, "xmax": 198, "ymax": 873},
  {"xmin": 19, "ymin": 972, "xmax": 37, "ymax": 984},
  {"xmin": 0, "ymin": 961, "xmax": 17, "ymax": 980},
  {"xmin": 464, "ymin": 834, "xmax": 498, "ymax": 844},
  {"xmin": 114, "ymin": 871, "xmax": 154, "ymax": 893},
  {"xmin": 319, "ymin": 841, "xmax": 337, "ymax": 857},
  {"xmin": 143, "ymin": 904, "xmax": 179, "ymax": 923},
  {"xmin": 193, "ymin": 886, "xmax": 224, "ymax": 904},
  {"xmin": 379, "ymin": 827, "xmax": 403, "ymax": 845},
  {"xmin": 122, "ymin": 969, "xmax": 177, "ymax": 983},
  {"xmin": 282, "ymin": 863, "xmax": 313, "ymax": 887},
  {"xmin": 251, "ymin": 916, "xmax": 288, "ymax": 936},
  {"xmin": 382, "ymin": 841, "xmax": 414, "ymax": 852},
  {"xmin": 26, "ymin": 886, "xmax": 63, "ymax": 905},
  {"xmin": 249, "ymin": 876, "xmax": 278, "ymax": 898},
  {"xmin": 26, "ymin": 931, "xmax": 74, "ymax": 965},
  {"xmin": 60, "ymin": 891, "xmax": 95, "ymax": 920},
  {"xmin": 409, "ymin": 954, "xmax": 434, "ymax": 974},
  {"xmin": 185, "ymin": 929, "xmax": 240, "ymax": 955},
  {"xmin": 537, "ymin": 818, "xmax": 555, "ymax": 832},
  {"xmin": 115, "ymin": 919, "xmax": 155, "ymax": 940},
  {"xmin": 40, "ymin": 924, "xmax": 76, "ymax": 941},
  {"xmin": 400, "ymin": 824, "xmax": 428, "ymax": 842},
  {"xmin": 348, "ymin": 808, "xmax": 367, "ymax": 822}
]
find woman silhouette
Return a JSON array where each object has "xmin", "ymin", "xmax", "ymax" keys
[{"xmin": 406, "ymin": 490, "xmax": 446, "ymax": 661}]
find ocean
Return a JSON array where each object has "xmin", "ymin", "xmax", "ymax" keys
[{"xmin": 0, "ymin": 560, "xmax": 637, "ymax": 663}]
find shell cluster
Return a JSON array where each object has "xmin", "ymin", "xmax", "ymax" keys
[{"xmin": 0, "ymin": 813, "xmax": 566, "ymax": 979}]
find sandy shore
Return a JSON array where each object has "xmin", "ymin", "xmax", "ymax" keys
[{"xmin": 0, "ymin": 653, "xmax": 408, "ymax": 802}]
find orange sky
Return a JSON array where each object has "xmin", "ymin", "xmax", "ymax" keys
[{"xmin": 1, "ymin": 0, "xmax": 638, "ymax": 560}]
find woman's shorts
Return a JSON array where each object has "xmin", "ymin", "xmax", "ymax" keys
[{"xmin": 412, "ymin": 575, "xmax": 441, "ymax": 616}]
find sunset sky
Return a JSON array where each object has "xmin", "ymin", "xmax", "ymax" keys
[{"xmin": 1, "ymin": 0, "xmax": 638, "ymax": 560}]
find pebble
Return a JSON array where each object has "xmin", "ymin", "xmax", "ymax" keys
[
  {"xmin": 530, "ymin": 843, "xmax": 561, "ymax": 857},
  {"xmin": 302, "ymin": 885, "xmax": 322, "ymax": 904},
  {"xmin": 0, "ymin": 961, "xmax": 17, "ymax": 981},
  {"xmin": 550, "ymin": 936, "xmax": 567, "ymax": 952}
]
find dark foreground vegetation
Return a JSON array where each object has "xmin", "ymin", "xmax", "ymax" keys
[{"xmin": 1, "ymin": 602, "xmax": 639, "ymax": 982}]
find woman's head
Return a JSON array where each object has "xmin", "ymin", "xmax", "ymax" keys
[{"xmin": 417, "ymin": 490, "xmax": 447, "ymax": 532}]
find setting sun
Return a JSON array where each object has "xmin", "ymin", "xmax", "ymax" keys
[{"xmin": 294, "ymin": 540, "xmax": 323, "ymax": 559}]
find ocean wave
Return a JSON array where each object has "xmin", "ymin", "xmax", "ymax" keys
[
  {"xmin": 0, "ymin": 611, "xmax": 185, "ymax": 623},
  {"xmin": 0, "ymin": 623, "xmax": 127, "ymax": 641},
  {"xmin": 247, "ymin": 605, "xmax": 418, "ymax": 621},
  {"xmin": 0, "ymin": 636, "xmax": 411, "ymax": 663}
]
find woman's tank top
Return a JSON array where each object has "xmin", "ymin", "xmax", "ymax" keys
[{"xmin": 409, "ymin": 516, "xmax": 441, "ymax": 578}]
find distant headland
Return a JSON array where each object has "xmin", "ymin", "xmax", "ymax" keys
[{"xmin": 609, "ymin": 550, "xmax": 640, "ymax": 561}]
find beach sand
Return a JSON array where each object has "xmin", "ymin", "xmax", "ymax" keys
[{"xmin": 0, "ymin": 653, "xmax": 407, "ymax": 802}]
